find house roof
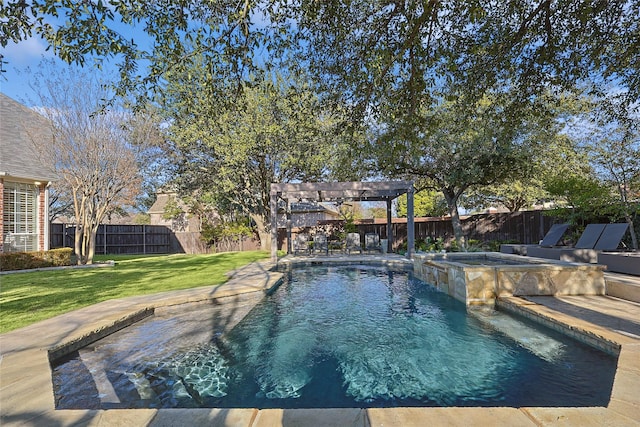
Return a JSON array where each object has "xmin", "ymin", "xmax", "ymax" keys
[
  {"xmin": 148, "ymin": 192, "xmax": 185, "ymax": 215},
  {"xmin": 0, "ymin": 93, "xmax": 57, "ymax": 182},
  {"xmin": 148, "ymin": 193, "xmax": 172, "ymax": 215}
]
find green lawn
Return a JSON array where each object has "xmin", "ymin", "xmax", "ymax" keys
[{"xmin": 0, "ymin": 251, "xmax": 271, "ymax": 334}]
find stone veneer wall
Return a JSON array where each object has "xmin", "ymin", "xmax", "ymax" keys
[
  {"xmin": 496, "ymin": 266, "xmax": 605, "ymax": 298},
  {"xmin": 413, "ymin": 252, "xmax": 606, "ymax": 306}
]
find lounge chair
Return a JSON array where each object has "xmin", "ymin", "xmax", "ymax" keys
[
  {"xmin": 500, "ymin": 223, "xmax": 569, "ymax": 255},
  {"xmin": 312, "ymin": 234, "xmax": 329, "ymax": 255},
  {"xmin": 574, "ymin": 224, "xmax": 607, "ymax": 249},
  {"xmin": 539, "ymin": 223, "xmax": 570, "ymax": 247},
  {"xmin": 346, "ymin": 232, "xmax": 362, "ymax": 254},
  {"xmin": 594, "ymin": 223, "xmax": 629, "ymax": 250},
  {"xmin": 528, "ymin": 223, "xmax": 630, "ymax": 263},
  {"xmin": 293, "ymin": 233, "xmax": 311, "ymax": 255},
  {"xmin": 365, "ymin": 233, "xmax": 382, "ymax": 253}
]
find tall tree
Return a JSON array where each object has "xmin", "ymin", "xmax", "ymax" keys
[
  {"xmin": 6, "ymin": 0, "xmax": 639, "ymax": 250},
  {"xmin": 48, "ymin": 185, "xmax": 74, "ymax": 222},
  {"xmin": 2, "ymin": 2, "xmax": 639, "ymax": 108},
  {"xmin": 397, "ymin": 190, "xmax": 447, "ymax": 218},
  {"xmin": 462, "ymin": 180, "xmax": 547, "ymax": 213},
  {"xmin": 463, "ymin": 128, "xmax": 590, "ymax": 213},
  {"xmin": 28, "ymin": 62, "xmax": 153, "ymax": 264},
  {"xmin": 164, "ymin": 72, "xmax": 353, "ymax": 249},
  {"xmin": 372, "ymin": 94, "xmax": 543, "ymax": 248},
  {"xmin": 299, "ymin": 1, "xmax": 640, "ymax": 119},
  {"xmin": 583, "ymin": 101, "xmax": 640, "ymax": 249}
]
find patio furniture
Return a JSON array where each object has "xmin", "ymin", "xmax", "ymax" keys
[
  {"xmin": 574, "ymin": 223, "xmax": 607, "ymax": 249},
  {"xmin": 598, "ymin": 252, "xmax": 640, "ymax": 276},
  {"xmin": 500, "ymin": 223, "xmax": 569, "ymax": 255},
  {"xmin": 329, "ymin": 239, "xmax": 345, "ymax": 254},
  {"xmin": 312, "ymin": 234, "xmax": 329, "ymax": 255},
  {"xmin": 527, "ymin": 223, "xmax": 630, "ymax": 263},
  {"xmin": 594, "ymin": 223, "xmax": 629, "ymax": 250},
  {"xmin": 346, "ymin": 232, "xmax": 362, "ymax": 254},
  {"xmin": 293, "ymin": 233, "xmax": 311, "ymax": 255},
  {"xmin": 365, "ymin": 233, "xmax": 382, "ymax": 253},
  {"xmin": 539, "ymin": 223, "xmax": 570, "ymax": 247}
]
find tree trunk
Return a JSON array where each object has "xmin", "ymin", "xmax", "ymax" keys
[
  {"xmin": 74, "ymin": 225, "xmax": 84, "ymax": 265},
  {"xmin": 443, "ymin": 190, "xmax": 466, "ymax": 251},
  {"xmin": 625, "ymin": 214, "xmax": 638, "ymax": 250},
  {"xmin": 75, "ymin": 214, "xmax": 98, "ymax": 265},
  {"xmin": 251, "ymin": 213, "xmax": 271, "ymax": 251},
  {"xmin": 81, "ymin": 225, "xmax": 91, "ymax": 264},
  {"xmin": 86, "ymin": 227, "xmax": 97, "ymax": 265}
]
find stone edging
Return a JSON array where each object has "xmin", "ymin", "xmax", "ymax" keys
[{"xmin": 496, "ymin": 296, "xmax": 622, "ymax": 356}]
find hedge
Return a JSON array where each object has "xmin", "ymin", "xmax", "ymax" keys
[{"xmin": 0, "ymin": 248, "xmax": 73, "ymax": 271}]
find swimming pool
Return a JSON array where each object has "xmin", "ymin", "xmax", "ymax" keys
[{"xmin": 51, "ymin": 264, "xmax": 617, "ymax": 409}]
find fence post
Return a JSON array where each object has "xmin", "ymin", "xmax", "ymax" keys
[
  {"xmin": 143, "ymin": 224, "xmax": 146, "ymax": 254},
  {"xmin": 103, "ymin": 225, "xmax": 107, "ymax": 255}
]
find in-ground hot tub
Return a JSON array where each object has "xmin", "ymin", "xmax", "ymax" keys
[{"xmin": 413, "ymin": 252, "xmax": 605, "ymax": 306}]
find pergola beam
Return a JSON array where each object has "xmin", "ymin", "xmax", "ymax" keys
[{"xmin": 270, "ymin": 181, "xmax": 415, "ymax": 261}]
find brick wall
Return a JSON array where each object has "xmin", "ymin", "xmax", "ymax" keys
[{"xmin": 0, "ymin": 179, "xmax": 4, "ymax": 253}]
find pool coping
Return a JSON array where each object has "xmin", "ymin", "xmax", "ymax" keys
[{"xmin": 1, "ymin": 256, "xmax": 639, "ymax": 426}]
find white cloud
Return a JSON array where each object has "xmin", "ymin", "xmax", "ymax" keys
[{"xmin": 3, "ymin": 36, "xmax": 54, "ymax": 66}]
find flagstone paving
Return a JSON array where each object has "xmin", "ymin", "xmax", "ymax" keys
[{"xmin": 1, "ymin": 256, "xmax": 639, "ymax": 426}]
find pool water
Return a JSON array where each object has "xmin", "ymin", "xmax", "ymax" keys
[{"xmin": 52, "ymin": 265, "xmax": 617, "ymax": 409}]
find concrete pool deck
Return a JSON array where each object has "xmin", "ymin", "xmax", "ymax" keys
[{"xmin": 1, "ymin": 255, "xmax": 639, "ymax": 426}]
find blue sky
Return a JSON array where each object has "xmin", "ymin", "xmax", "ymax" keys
[
  {"xmin": 1, "ymin": 6, "xmax": 271, "ymax": 108},
  {"xmin": 1, "ymin": 13, "xmax": 151, "ymax": 107},
  {"xmin": 1, "ymin": 35, "xmax": 61, "ymax": 105}
]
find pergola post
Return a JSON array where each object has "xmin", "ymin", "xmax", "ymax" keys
[
  {"xmin": 286, "ymin": 199, "xmax": 292, "ymax": 255},
  {"xmin": 270, "ymin": 191, "xmax": 278, "ymax": 262},
  {"xmin": 270, "ymin": 181, "xmax": 414, "ymax": 259},
  {"xmin": 407, "ymin": 185, "xmax": 415, "ymax": 258},
  {"xmin": 386, "ymin": 198, "xmax": 393, "ymax": 253}
]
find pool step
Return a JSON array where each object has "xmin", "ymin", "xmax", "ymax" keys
[
  {"xmin": 470, "ymin": 308, "xmax": 565, "ymax": 361},
  {"xmin": 605, "ymin": 274, "xmax": 640, "ymax": 303}
]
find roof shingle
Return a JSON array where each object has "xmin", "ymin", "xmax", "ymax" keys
[{"xmin": 0, "ymin": 93, "xmax": 57, "ymax": 182}]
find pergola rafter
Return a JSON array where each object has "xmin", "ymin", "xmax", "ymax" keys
[{"xmin": 269, "ymin": 180, "xmax": 415, "ymax": 261}]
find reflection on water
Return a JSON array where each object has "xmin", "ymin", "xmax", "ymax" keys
[{"xmin": 52, "ymin": 265, "xmax": 617, "ymax": 409}]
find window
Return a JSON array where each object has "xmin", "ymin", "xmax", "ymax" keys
[{"xmin": 3, "ymin": 182, "xmax": 39, "ymax": 252}]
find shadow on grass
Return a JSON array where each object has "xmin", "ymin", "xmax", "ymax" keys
[{"xmin": 0, "ymin": 251, "xmax": 271, "ymax": 333}]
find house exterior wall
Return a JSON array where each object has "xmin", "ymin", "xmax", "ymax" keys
[
  {"xmin": 148, "ymin": 192, "xmax": 202, "ymax": 232},
  {"xmin": 1, "ymin": 94, "xmax": 56, "ymax": 253},
  {"xmin": 278, "ymin": 211, "xmax": 339, "ymax": 228},
  {"xmin": 0, "ymin": 179, "xmax": 3, "ymax": 252},
  {"xmin": 1, "ymin": 178, "xmax": 49, "ymax": 253}
]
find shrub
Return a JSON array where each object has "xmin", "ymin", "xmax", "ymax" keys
[
  {"xmin": 201, "ymin": 218, "xmax": 254, "ymax": 250},
  {"xmin": 484, "ymin": 239, "xmax": 519, "ymax": 252},
  {"xmin": 416, "ymin": 237, "xmax": 446, "ymax": 252},
  {"xmin": 465, "ymin": 239, "xmax": 485, "ymax": 252},
  {"xmin": 0, "ymin": 248, "xmax": 73, "ymax": 271}
]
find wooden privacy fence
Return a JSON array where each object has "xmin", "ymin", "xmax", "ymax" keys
[
  {"xmin": 313, "ymin": 210, "xmax": 555, "ymax": 251},
  {"xmin": 50, "ymin": 224, "xmax": 261, "ymax": 255},
  {"xmin": 172, "ymin": 232, "xmax": 260, "ymax": 254},
  {"xmin": 50, "ymin": 224, "xmax": 172, "ymax": 255},
  {"xmin": 51, "ymin": 210, "xmax": 554, "ymax": 255}
]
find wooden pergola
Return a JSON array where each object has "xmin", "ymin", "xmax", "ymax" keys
[{"xmin": 269, "ymin": 181, "xmax": 415, "ymax": 261}]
